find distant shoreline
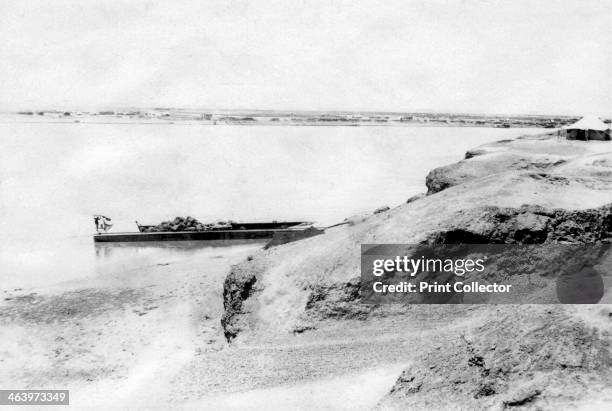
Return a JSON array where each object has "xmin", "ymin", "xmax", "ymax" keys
[
  {"xmin": 2, "ymin": 109, "xmax": 599, "ymax": 129},
  {"xmin": 0, "ymin": 119, "xmax": 550, "ymax": 128}
]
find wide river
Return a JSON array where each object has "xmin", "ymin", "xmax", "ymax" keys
[{"xmin": 0, "ymin": 123, "xmax": 543, "ymax": 290}]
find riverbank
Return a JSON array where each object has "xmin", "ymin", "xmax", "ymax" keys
[
  {"xmin": 0, "ymin": 242, "xmax": 266, "ymax": 407},
  {"xmin": 222, "ymin": 132, "xmax": 612, "ymax": 409}
]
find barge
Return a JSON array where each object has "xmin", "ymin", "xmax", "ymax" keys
[{"xmin": 93, "ymin": 220, "xmax": 322, "ymax": 243}]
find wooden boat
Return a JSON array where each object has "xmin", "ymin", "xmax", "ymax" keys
[{"xmin": 93, "ymin": 221, "xmax": 321, "ymax": 242}]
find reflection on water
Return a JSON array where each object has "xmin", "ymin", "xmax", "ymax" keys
[
  {"xmin": 92, "ymin": 240, "xmax": 267, "ymax": 278},
  {"xmin": 94, "ymin": 239, "xmax": 264, "ymax": 258}
]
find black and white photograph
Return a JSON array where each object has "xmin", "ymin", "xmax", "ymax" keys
[{"xmin": 0, "ymin": 0, "xmax": 610, "ymax": 409}]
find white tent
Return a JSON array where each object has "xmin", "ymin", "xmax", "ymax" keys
[
  {"xmin": 563, "ymin": 115, "xmax": 609, "ymax": 131},
  {"xmin": 561, "ymin": 115, "xmax": 610, "ymax": 141}
]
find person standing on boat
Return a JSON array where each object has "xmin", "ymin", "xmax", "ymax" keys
[{"xmin": 94, "ymin": 215, "xmax": 113, "ymax": 233}]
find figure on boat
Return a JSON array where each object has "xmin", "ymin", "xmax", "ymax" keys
[{"xmin": 94, "ymin": 215, "xmax": 113, "ymax": 233}]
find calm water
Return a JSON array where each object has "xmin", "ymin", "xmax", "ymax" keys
[{"xmin": 0, "ymin": 123, "xmax": 544, "ymax": 289}]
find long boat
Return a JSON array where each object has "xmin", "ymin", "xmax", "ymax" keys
[{"xmin": 93, "ymin": 221, "xmax": 322, "ymax": 243}]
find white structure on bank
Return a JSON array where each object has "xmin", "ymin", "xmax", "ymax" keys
[{"xmin": 561, "ymin": 115, "xmax": 610, "ymax": 141}]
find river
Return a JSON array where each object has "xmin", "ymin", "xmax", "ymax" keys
[{"xmin": 0, "ymin": 123, "xmax": 543, "ymax": 289}]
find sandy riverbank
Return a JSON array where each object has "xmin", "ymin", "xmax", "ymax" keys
[
  {"xmin": 0, "ymin": 242, "xmax": 266, "ymax": 408},
  {"xmin": 222, "ymin": 132, "xmax": 612, "ymax": 409}
]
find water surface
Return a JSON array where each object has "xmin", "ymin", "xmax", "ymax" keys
[{"xmin": 0, "ymin": 123, "xmax": 544, "ymax": 289}]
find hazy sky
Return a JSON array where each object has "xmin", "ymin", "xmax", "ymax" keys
[{"xmin": 1, "ymin": 0, "xmax": 610, "ymax": 115}]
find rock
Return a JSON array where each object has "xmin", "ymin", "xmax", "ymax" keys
[
  {"xmin": 221, "ymin": 260, "xmax": 265, "ymax": 342},
  {"xmin": 512, "ymin": 212, "xmax": 550, "ymax": 243},
  {"xmin": 406, "ymin": 193, "xmax": 425, "ymax": 204},
  {"xmin": 425, "ymin": 165, "xmax": 464, "ymax": 194},
  {"xmin": 373, "ymin": 206, "xmax": 390, "ymax": 214},
  {"xmin": 465, "ymin": 149, "xmax": 487, "ymax": 159}
]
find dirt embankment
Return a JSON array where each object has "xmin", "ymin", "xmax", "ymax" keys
[
  {"xmin": 377, "ymin": 305, "xmax": 612, "ymax": 410},
  {"xmin": 222, "ymin": 203, "xmax": 611, "ymax": 339},
  {"xmin": 221, "ymin": 133, "xmax": 612, "ymax": 408}
]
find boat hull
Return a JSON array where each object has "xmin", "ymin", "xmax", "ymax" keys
[{"xmin": 94, "ymin": 228, "xmax": 310, "ymax": 242}]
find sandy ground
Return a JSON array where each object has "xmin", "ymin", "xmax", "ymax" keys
[
  {"xmin": 0, "ymin": 240, "xmax": 425, "ymax": 410},
  {"xmin": 188, "ymin": 365, "xmax": 408, "ymax": 411},
  {"xmin": 0, "ymin": 242, "xmax": 263, "ymax": 409},
  {"xmin": 0, "ymin": 246, "xmax": 496, "ymax": 410}
]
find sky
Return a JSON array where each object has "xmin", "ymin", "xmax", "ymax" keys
[{"xmin": 0, "ymin": 0, "xmax": 610, "ymax": 115}]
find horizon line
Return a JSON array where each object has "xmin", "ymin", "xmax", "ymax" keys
[{"xmin": 1, "ymin": 106, "xmax": 605, "ymax": 118}]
